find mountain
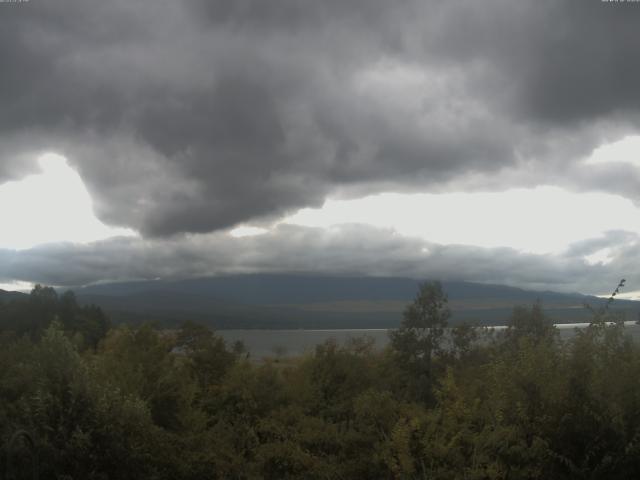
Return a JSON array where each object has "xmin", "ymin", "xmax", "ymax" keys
[
  {"xmin": 0, "ymin": 289, "xmax": 28, "ymax": 303},
  {"xmin": 70, "ymin": 275, "xmax": 640, "ymax": 329}
]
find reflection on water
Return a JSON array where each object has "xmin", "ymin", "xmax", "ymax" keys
[{"xmin": 219, "ymin": 321, "xmax": 640, "ymax": 359}]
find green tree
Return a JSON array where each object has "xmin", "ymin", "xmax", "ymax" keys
[
  {"xmin": 13, "ymin": 323, "xmax": 160, "ymax": 479},
  {"xmin": 504, "ymin": 301, "xmax": 555, "ymax": 345},
  {"xmin": 175, "ymin": 321, "xmax": 237, "ymax": 390},
  {"xmin": 96, "ymin": 324, "xmax": 197, "ymax": 433},
  {"xmin": 389, "ymin": 280, "xmax": 450, "ymax": 401}
]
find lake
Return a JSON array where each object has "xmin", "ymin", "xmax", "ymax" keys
[{"xmin": 218, "ymin": 321, "xmax": 640, "ymax": 358}]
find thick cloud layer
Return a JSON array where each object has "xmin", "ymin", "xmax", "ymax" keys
[
  {"xmin": 3, "ymin": 1, "xmax": 640, "ymax": 236},
  {"xmin": 0, "ymin": 225, "xmax": 635, "ymax": 296}
]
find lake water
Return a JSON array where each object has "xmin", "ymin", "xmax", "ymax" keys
[{"xmin": 218, "ymin": 321, "xmax": 640, "ymax": 358}]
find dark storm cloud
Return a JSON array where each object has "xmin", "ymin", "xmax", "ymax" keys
[
  {"xmin": 423, "ymin": 1, "xmax": 640, "ymax": 122},
  {"xmin": 0, "ymin": 225, "xmax": 635, "ymax": 296},
  {"xmin": 3, "ymin": 0, "xmax": 640, "ymax": 236}
]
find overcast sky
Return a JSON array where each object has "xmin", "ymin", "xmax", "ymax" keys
[{"xmin": 2, "ymin": 0, "xmax": 640, "ymax": 296}]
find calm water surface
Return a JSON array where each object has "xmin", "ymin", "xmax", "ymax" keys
[{"xmin": 219, "ymin": 321, "xmax": 640, "ymax": 358}]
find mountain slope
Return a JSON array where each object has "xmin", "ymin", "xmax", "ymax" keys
[
  {"xmin": 72, "ymin": 275, "xmax": 639, "ymax": 329},
  {"xmin": 0, "ymin": 289, "xmax": 28, "ymax": 303}
]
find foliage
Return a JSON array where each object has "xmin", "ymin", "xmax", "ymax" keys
[
  {"xmin": 2, "ymin": 282, "xmax": 640, "ymax": 479},
  {"xmin": 389, "ymin": 280, "xmax": 451, "ymax": 403},
  {"xmin": 504, "ymin": 301, "xmax": 556, "ymax": 347},
  {"xmin": 0, "ymin": 285, "xmax": 110, "ymax": 348}
]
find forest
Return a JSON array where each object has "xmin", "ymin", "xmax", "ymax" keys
[{"xmin": 1, "ymin": 281, "xmax": 640, "ymax": 479}]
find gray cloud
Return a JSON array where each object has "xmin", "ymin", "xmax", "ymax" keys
[
  {"xmin": 2, "ymin": 0, "xmax": 640, "ymax": 240},
  {"xmin": 0, "ymin": 225, "xmax": 635, "ymax": 297}
]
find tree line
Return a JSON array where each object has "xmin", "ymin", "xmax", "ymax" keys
[{"xmin": 1, "ymin": 281, "xmax": 640, "ymax": 479}]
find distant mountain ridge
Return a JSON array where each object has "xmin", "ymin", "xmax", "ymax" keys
[
  {"xmin": 68, "ymin": 275, "xmax": 640, "ymax": 329},
  {"xmin": 0, "ymin": 289, "xmax": 28, "ymax": 303},
  {"xmin": 73, "ymin": 274, "xmax": 601, "ymax": 304}
]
